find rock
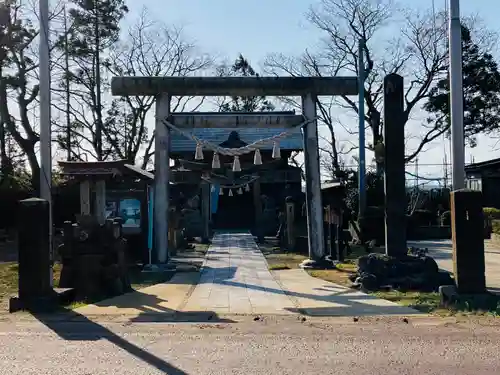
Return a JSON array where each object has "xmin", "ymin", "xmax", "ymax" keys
[
  {"xmin": 358, "ymin": 273, "xmax": 379, "ymax": 291},
  {"xmin": 439, "ymin": 285, "xmax": 458, "ymax": 306}
]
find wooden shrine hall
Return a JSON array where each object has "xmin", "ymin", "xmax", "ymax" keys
[{"xmin": 168, "ymin": 111, "xmax": 303, "ymax": 234}]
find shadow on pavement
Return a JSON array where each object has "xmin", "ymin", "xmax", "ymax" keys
[
  {"xmin": 221, "ymin": 279, "xmax": 419, "ymax": 316},
  {"xmin": 31, "ymin": 289, "xmax": 235, "ymax": 374},
  {"xmin": 34, "ymin": 311, "xmax": 189, "ymax": 374}
]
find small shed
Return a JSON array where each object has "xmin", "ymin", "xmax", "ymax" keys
[
  {"xmin": 58, "ymin": 160, "xmax": 154, "ymax": 262},
  {"xmin": 465, "ymin": 157, "xmax": 500, "ymax": 208}
]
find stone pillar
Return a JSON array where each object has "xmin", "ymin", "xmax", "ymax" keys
[
  {"xmin": 285, "ymin": 197, "xmax": 295, "ymax": 250},
  {"xmin": 253, "ymin": 178, "xmax": 263, "ymax": 242},
  {"xmin": 451, "ymin": 189, "xmax": 486, "ymax": 294},
  {"xmin": 154, "ymin": 94, "xmax": 171, "ymax": 263},
  {"xmin": 383, "ymin": 73, "xmax": 407, "ymax": 258},
  {"xmin": 10, "ymin": 198, "xmax": 54, "ymax": 312},
  {"xmin": 201, "ymin": 181, "xmax": 210, "ymax": 243},
  {"xmin": 80, "ymin": 180, "xmax": 91, "ymax": 215},
  {"xmin": 301, "ymin": 93, "xmax": 325, "ymax": 267},
  {"xmin": 94, "ymin": 180, "xmax": 106, "ymax": 225}
]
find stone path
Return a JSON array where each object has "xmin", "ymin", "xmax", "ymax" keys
[{"xmin": 182, "ymin": 232, "xmax": 294, "ymax": 314}]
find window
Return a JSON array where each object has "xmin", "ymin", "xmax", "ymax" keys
[{"xmin": 466, "ymin": 178, "xmax": 482, "ymax": 191}]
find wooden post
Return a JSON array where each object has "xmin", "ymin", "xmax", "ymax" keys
[
  {"xmin": 451, "ymin": 189, "xmax": 486, "ymax": 293},
  {"xmin": 155, "ymin": 94, "xmax": 171, "ymax": 263},
  {"xmin": 201, "ymin": 182, "xmax": 210, "ymax": 243},
  {"xmin": 94, "ymin": 180, "xmax": 106, "ymax": 225},
  {"xmin": 253, "ymin": 178, "xmax": 263, "ymax": 242},
  {"xmin": 80, "ymin": 180, "xmax": 91, "ymax": 215},
  {"xmin": 383, "ymin": 74, "xmax": 407, "ymax": 258},
  {"xmin": 301, "ymin": 93, "xmax": 325, "ymax": 267},
  {"xmin": 285, "ymin": 198, "xmax": 295, "ymax": 250}
]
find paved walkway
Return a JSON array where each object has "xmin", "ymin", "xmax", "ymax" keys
[
  {"xmin": 409, "ymin": 240, "xmax": 500, "ymax": 293},
  {"xmin": 182, "ymin": 232, "xmax": 418, "ymax": 316},
  {"xmin": 182, "ymin": 232, "xmax": 294, "ymax": 314},
  {"xmin": 76, "ymin": 232, "xmax": 419, "ymax": 318}
]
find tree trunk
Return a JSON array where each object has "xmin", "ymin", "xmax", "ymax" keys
[
  {"xmin": 22, "ymin": 141, "xmax": 40, "ymax": 194},
  {"xmin": 369, "ymin": 110, "xmax": 384, "ymax": 176},
  {"xmin": 0, "ymin": 119, "xmax": 9, "ymax": 176}
]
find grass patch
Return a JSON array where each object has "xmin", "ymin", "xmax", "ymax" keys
[
  {"xmin": 268, "ymin": 264, "xmax": 291, "ymax": 271},
  {"xmin": 259, "ymin": 238, "xmax": 308, "ymax": 270},
  {"xmin": 373, "ymin": 290, "xmax": 443, "ymax": 314},
  {"xmin": 305, "ymin": 245, "xmax": 380, "ymax": 288},
  {"xmin": 0, "ymin": 262, "xmax": 63, "ymax": 310}
]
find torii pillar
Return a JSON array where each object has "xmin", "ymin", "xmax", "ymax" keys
[
  {"xmin": 155, "ymin": 94, "xmax": 171, "ymax": 263},
  {"xmin": 300, "ymin": 93, "xmax": 326, "ymax": 268}
]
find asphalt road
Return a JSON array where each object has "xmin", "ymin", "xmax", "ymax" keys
[
  {"xmin": 1, "ymin": 315, "xmax": 499, "ymax": 375},
  {"xmin": 409, "ymin": 239, "xmax": 500, "ymax": 292}
]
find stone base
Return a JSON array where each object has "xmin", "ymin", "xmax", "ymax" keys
[
  {"xmin": 438, "ymin": 284, "xmax": 498, "ymax": 310},
  {"xmin": 140, "ymin": 265, "xmax": 176, "ymax": 285},
  {"xmin": 9, "ymin": 294, "xmax": 55, "ymax": 314},
  {"xmin": 142, "ymin": 263, "xmax": 177, "ymax": 273},
  {"xmin": 299, "ymin": 258, "xmax": 334, "ymax": 270},
  {"xmin": 9, "ymin": 288, "xmax": 77, "ymax": 313}
]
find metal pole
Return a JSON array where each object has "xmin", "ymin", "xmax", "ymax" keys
[
  {"xmin": 39, "ymin": 0, "xmax": 53, "ymax": 286},
  {"xmin": 358, "ymin": 39, "xmax": 366, "ymax": 220},
  {"xmin": 64, "ymin": 6, "xmax": 71, "ymax": 161},
  {"xmin": 449, "ymin": 0, "xmax": 465, "ymax": 189}
]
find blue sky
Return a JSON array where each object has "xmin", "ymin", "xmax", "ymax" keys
[{"xmin": 124, "ymin": 0, "xmax": 500, "ymax": 180}]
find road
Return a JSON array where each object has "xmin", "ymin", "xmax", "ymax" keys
[
  {"xmin": 409, "ymin": 239, "xmax": 500, "ymax": 292},
  {"xmin": 1, "ymin": 315, "xmax": 499, "ymax": 374}
]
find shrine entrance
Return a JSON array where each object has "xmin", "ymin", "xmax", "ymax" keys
[
  {"xmin": 213, "ymin": 186, "xmax": 254, "ymax": 230},
  {"xmin": 111, "ymin": 76, "xmax": 358, "ymax": 267}
]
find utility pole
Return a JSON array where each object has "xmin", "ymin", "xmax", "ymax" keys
[
  {"xmin": 94, "ymin": 2, "xmax": 103, "ymax": 160},
  {"xmin": 39, "ymin": 0, "xmax": 53, "ymax": 286},
  {"xmin": 64, "ymin": 6, "xmax": 71, "ymax": 161},
  {"xmin": 449, "ymin": 0, "xmax": 465, "ymax": 189},
  {"xmin": 357, "ymin": 38, "xmax": 366, "ymax": 222}
]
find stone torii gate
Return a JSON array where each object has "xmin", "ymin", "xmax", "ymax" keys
[{"xmin": 111, "ymin": 76, "xmax": 358, "ymax": 267}]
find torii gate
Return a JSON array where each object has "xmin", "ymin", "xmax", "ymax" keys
[{"xmin": 111, "ymin": 76, "xmax": 358, "ymax": 268}]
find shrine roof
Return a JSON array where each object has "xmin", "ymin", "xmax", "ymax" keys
[
  {"xmin": 170, "ymin": 127, "xmax": 303, "ymax": 152},
  {"xmin": 58, "ymin": 160, "xmax": 154, "ymax": 181}
]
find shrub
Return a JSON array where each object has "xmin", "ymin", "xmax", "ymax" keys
[
  {"xmin": 492, "ymin": 220, "xmax": 500, "ymax": 235},
  {"xmin": 483, "ymin": 207, "xmax": 500, "ymax": 220},
  {"xmin": 410, "ymin": 209, "xmax": 436, "ymax": 226}
]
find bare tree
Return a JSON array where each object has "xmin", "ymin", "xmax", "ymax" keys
[
  {"xmin": 265, "ymin": 0, "xmax": 493, "ymax": 175},
  {"xmin": 53, "ymin": 8, "xmax": 213, "ymax": 167},
  {"xmin": 109, "ymin": 9, "xmax": 213, "ymax": 168}
]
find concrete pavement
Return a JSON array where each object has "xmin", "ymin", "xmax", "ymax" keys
[
  {"xmin": 409, "ymin": 239, "xmax": 500, "ymax": 292},
  {"xmin": 1, "ymin": 316, "xmax": 500, "ymax": 374},
  {"xmin": 76, "ymin": 232, "xmax": 418, "ymax": 318}
]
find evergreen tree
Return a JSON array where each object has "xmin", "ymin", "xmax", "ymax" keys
[
  {"xmin": 424, "ymin": 25, "xmax": 500, "ymax": 146},
  {"xmin": 219, "ymin": 54, "xmax": 275, "ymax": 112},
  {"xmin": 61, "ymin": 0, "xmax": 128, "ymax": 160}
]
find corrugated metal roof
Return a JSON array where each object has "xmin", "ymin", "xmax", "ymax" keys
[{"xmin": 169, "ymin": 128, "xmax": 303, "ymax": 152}]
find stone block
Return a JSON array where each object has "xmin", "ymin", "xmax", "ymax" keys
[{"xmin": 450, "ymin": 189, "xmax": 486, "ymax": 294}]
